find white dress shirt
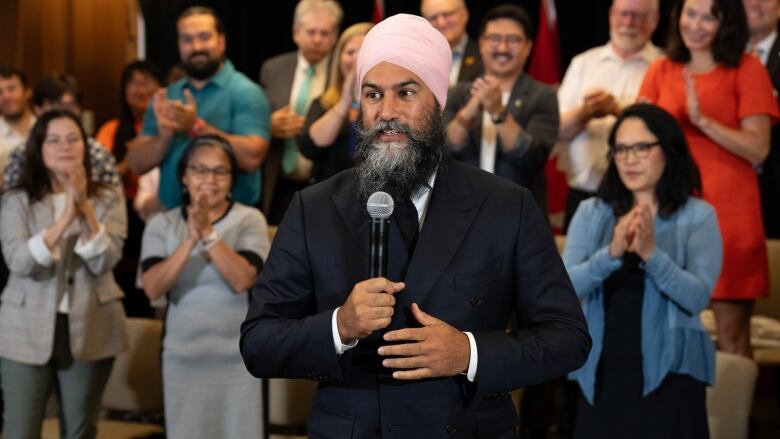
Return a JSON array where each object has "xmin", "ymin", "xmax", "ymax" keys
[{"xmin": 555, "ymin": 42, "xmax": 662, "ymax": 192}]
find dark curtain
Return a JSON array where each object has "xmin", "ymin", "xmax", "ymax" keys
[{"xmin": 139, "ymin": 0, "xmax": 675, "ymax": 86}]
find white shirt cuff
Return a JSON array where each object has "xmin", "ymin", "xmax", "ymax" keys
[
  {"xmin": 74, "ymin": 223, "xmax": 108, "ymax": 259},
  {"xmin": 332, "ymin": 307, "xmax": 358, "ymax": 355},
  {"xmin": 27, "ymin": 232, "xmax": 59, "ymax": 267},
  {"xmin": 464, "ymin": 331, "xmax": 478, "ymax": 382}
]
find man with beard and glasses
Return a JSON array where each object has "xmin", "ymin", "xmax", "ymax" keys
[
  {"xmin": 128, "ymin": 6, "xmax": 270, "ymax": 210},
  {"xmin": 444, "ymin": 4, "xmax": 559, "ymax": 216},
  {"xmin": 556, "ymin": 0, "xmax": 661, "ymax": 231},
  {"xmin": 240, "ymin": 14, "xmax": 590, "ymax": 439}
]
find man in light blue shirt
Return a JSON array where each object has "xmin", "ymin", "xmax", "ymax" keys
[{"xmin": 129, "ymin": 6, "xmax": 270, "ymax": 209}]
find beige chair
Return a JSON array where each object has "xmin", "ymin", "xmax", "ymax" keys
[
  {"xmin": 42, "ymin": 317, "xmax": 164, "ymax": 439},
  {"xmin": 707, "ymin": 351, "xmax": 758, "ymax": 439},
  {"xmin": 267, "ymin": 378, "xmax": 317, "ymax": 439}
]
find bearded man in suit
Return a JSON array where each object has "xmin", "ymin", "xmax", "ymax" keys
[{"xmin": 241, "ymin": 13, "xmax": 590, "ymax": 439}]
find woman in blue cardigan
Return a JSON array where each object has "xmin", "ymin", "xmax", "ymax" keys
[{"xmin": 564, "ymin": 103, "xmax": 722, "ymax": 438}]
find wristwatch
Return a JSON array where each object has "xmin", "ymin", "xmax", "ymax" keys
[
  {"xmin": 490, "ymin": 107, "xmax": 509, "ymax": 125},
  {"xmin": 202, "ymin": 229, "xmax": 220, "ymax": 251}
]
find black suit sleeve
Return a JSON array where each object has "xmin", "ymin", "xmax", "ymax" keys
[
  {"xmin": 471, "ymin": 189, "xmax": 590, "ymax": 394},
  {"xmin": 240, "ymin": 192, "xmax": 348, "ymax": 381}
]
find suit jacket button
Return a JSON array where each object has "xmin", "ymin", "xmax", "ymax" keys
[
  {"xmin": 445, "ymin": 425, "xmax": 457, "ymax": 435},
  {"xmin": 469, "ymin": 297, "xmax": 482, "ymax": 307}
]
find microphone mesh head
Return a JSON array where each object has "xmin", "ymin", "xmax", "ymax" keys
[{"xmin": 366, "ymin": 191, "xmax": 394, "ymax": 219}]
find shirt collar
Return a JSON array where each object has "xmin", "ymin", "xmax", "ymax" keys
[
  {"xmin": 754, "ymin": 30, "xmax": 777, "ymax": 64},
  {"xmin": 452, "ymin": 34, "xmax": 469, "ymax": 56},
  {"xmin": 601, "ymin": 41, "xmax": 659, "ymax": 64},
  {"xmin": 296, "ymin": 52, "xmax": 329, "ymax": 76},
  {"xmin": 186, "ymin": 59, "xmax": 234, "ymax": 89}
]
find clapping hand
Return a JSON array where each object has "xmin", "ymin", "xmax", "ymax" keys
[
  {"xmin": 581, "ymin": 89, "xmax": 619, "ymax": 120},
  {"xmin": 684, "ymin": 69, "xmax": 705, "ymax": 128},
  {"xmin": 627, "ymin": 204, "xmax": 655, "ymax": 261},
  {"xmin": 270, "ymin": 106, "xmax": 305, "ymax": 139},
  {"xmin": 186, "ymin": 192, "xmax": 212, "ymax": 242},
  {"xmin": 153, "ymin": 88, "xmax": 199, "ymax": 134}
]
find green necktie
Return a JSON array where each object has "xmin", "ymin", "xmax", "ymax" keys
[{"xmin": 283, "ymin": 65, "xmax": 315, "ymax": 175}]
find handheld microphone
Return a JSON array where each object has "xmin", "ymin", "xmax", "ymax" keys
[{"xmin": 366, "ymin": 191, "xmax": 394, "ymax": 278}]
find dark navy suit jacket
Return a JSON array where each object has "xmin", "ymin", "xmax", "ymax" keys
[{"xmin": 240, "ymin": 158, "xmax": 590, "ymax": 438}]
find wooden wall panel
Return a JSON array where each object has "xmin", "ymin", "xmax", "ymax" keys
[{"xmin": 8, "ymin": 0, "xmax": 135, "ymax": 133}]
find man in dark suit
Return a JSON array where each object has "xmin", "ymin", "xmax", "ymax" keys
[
  {"xmin": 444, "ymin": 4, "xmax": 559, "ymax": 216},
  {"xmin": 745, "ymin": 0, "xmax": 780, "ymax": 238},
  {"xmin": 240, "ymin": 13, "xmax": 590, "ymax": 439},
  {"xmin": 421, "ymin": 0, "xmax": 484, "ymax": 86},
  {"xmin": 259, "ymin": 0, "xmax": 342, "ymax": 224}
]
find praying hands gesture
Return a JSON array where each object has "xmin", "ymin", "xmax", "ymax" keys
[
  {"xmin": 684, "ymin": 69, "xmax": 706, "ymax": 128},
  {"xmin": 457, "ymin": 75, "xmax": 504, "ymax": 126},
  {"xmin": 609, "ymin": 204, "xmax": 655, "ymax": 261},
  {"xmin": 186, "ymin": 192, "xmax": 213, "ymax": 243}
]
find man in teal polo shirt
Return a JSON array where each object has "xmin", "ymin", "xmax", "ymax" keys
[{"xmin": 129, "ymin": 6, "xmax": 269, "ymax": 208}]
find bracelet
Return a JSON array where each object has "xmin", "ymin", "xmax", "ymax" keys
[
  {"xmin": 188, "ymin": 118, "xmax": 207, "ymax": 138},
  {"xmin": 202, "ymin": 229, "xmax": 220, "ymax": 251}
]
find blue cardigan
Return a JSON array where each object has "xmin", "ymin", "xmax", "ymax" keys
[{"xmin": 563, "ymin": 197, "xmax": 722, "ymax": 404}]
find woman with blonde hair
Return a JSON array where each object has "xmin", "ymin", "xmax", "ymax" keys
[{"xmin": 298, "ymin": 22, "xmax": 373, "ymax": 183}]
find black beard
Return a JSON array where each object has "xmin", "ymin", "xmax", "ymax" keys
[
  {"xmin": 183, "ymin": 52, "xmax": 222, "ymax": 80},
  {"xmin": 354, "ymin": 107, "xmax": 446, "ymax": 203}
]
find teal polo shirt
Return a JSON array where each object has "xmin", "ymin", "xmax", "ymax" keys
[{"xmin": 141, "ymin": 60, "xmax": 270, "ymax": 209}]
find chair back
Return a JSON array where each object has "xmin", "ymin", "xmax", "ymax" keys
[
  {"xmin": 706, "ymin": 351, "xmax": 758, "ymax": 439},
  {"xmin": 101, "ymin": 317, "xmax": 164, "ymax": 413}
]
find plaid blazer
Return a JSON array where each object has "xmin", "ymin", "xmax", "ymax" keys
[{"xmin": 0, "ymin": 186, "xmax": 127, "ymax": 365}]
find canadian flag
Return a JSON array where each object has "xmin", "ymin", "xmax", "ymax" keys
[
  {"xmin": 528, "ymin": 0, "xmax": 568, "ymax": 232},
  {"xmin": 372, "ymin": 0, "xmax": 385, "ymax": 23}
]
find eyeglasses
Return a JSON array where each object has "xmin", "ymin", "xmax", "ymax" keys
[
  {"xmin": 187, "ymin": 164, "xmax": 231, "ymax": 179},
  {"xmin": 610, "ymin": 141, "xmax": 660, "ymax": 160},
  {"xmin": 481, "ymin": 34, "xmax": 526, "ymax": 47}
]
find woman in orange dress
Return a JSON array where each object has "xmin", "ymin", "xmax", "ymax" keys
[{"xmin": 638, "ymin": 0, "xmax": 778, "ymax": 357}]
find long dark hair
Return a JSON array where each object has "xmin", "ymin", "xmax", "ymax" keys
[
  {"xmin": 666, "ymin": 0, "xmax": 748, "ymax": 67},
  {"xmin": 15, "ymin": 110, "xmax": 101, "ymax": 202},
  {"xmin": 113, "ymin": 60, "xmax": 164, "ymax": 162},
  {"xmin": 598, "ymin": 104, "xmax": 702, "ymax": 218},
  {"xmin": 176, "ymin": 134, "xmax": 239, "ymax": 207}
]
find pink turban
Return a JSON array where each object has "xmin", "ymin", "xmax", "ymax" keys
[{"xmin": 356, "ymin": 14, "xmax": 452, "ymax": 108}]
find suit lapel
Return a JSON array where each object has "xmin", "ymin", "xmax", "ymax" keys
[
  {"xmin": 394, "ymin": 161, "xmax": 486, "ymax": 315},
  {"xmin": 331, "ymin": 192, "xmax": 370, "ymax": 259}
]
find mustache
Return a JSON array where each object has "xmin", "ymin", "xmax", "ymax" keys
[
  {"xmin": 360, "ymin": 119, "xmax": 413, "ymax": 140},
  {"xmin": 188, "ymin": 51, "xmax": 210, "ymax": 61}
]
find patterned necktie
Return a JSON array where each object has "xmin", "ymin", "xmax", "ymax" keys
[
  {"xmin": 396, "ymin": 196, "xmax": 419, "ymax": 253},
  {"xmin": 283, "ymin": 65, "xmax": 315, "ymax": 174}
]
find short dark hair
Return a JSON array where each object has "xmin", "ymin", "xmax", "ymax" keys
[
  {"xmin": 666, "ymin": 0, "xmax": 748, "ymax": 67},
  {"xmin": 15, "ymin": 109, "xmax": 101, "ymax": 201},
  {"xmin": 32, "ymin": 73, "xmax": 81, "ymax": 108},
  {"xmin": 178, "ymin": 6, "xmax": 225, "ymax": 34},
  {"xmin": 479, "ymin": 4, "xmax": 535, "ymax": 40},
  {"xmin": 176, "ymin": 134, "xmax": 239, "ymax": 206},
  {"xmin": 598, "ymin": 103, "xmax": 702, "ymax": 218},
  {"xmin": 0, "ymin": 65, "xmax": 28, "ymax": 88}
]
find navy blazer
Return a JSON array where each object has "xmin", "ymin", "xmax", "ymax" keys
[{"xmin": 240, "ymin": 158, "xmax": 590, "ymax": 438}]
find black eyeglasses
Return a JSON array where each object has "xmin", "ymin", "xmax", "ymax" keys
[
  {"xmin": 610, "ymin": 141, "xmax": 660, "ymax": 160},
  {"xmin": 481, "ymin": 34, "xmax": 526, "ymax": 46},
  {"xmin": 187, "ymin": 164, "xmax": 231, "ymax": 179}
]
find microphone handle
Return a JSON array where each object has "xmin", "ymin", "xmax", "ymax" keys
[{"xmin": 369, "ymin": 217, "xmax": 389, "ymax": 278}]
